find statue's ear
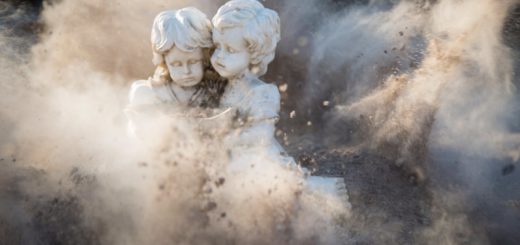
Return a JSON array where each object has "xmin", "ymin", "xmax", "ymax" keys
[
  {"xmin": 246, "ymin": 48, "xmax": 260, "ymax": 75},
  {"xmin": 246, "ymin": 38, "xmax": 262, "ymax": 65},
  {"xmin": 151, "ymin": 62, "xmax": 171, "ymax": 86},
  {"xmin": 250, "ymin": 53, "xmax": 263, "ymax": 65}
]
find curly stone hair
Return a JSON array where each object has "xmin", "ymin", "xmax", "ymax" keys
[
  {"xmin": 212, "ymin": 0, "xmax": 281, "ymax": 77},
  {"xmin": 150, "ymin": 8, "xmax": 227, "ymax": 108}
]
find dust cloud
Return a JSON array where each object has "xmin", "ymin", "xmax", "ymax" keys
[
  {"xmin": 1, "ymin": 0, "xmax": 520, "ymax": 244},
  {"xmin": 0, "ymin": 0, "xmax": 347, "ymax": 244},
  {"xmin": 273, "ymin": 0, "xmax": 520, "ymax": 244}
]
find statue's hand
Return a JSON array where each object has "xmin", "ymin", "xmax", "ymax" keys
[
  {"xmin": 197, "ymin": 107, "xmax": 237, "ymax": 135},
  {"xmin": 200, "ymin": 107, "xmax": 237, "ymax": 123}
]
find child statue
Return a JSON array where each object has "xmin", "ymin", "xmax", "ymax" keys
[
  {"xmin": 211, "ymin": 0, "xmax": 287, "ymax": 164},
  {"xmin": 126, "ymin": 8, "xmax": 227, "ymax": 138},
  {"xmin": 211, "ymin": 0, "xmax": 349, "ymax": 207}
]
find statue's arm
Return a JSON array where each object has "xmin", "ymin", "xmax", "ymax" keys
[
  {"xmin": 125, "ymin": 80, "xmax": 161, "ymax": 136},
  {"xmin": 228, "ymin": 84, "xmax": 280, "ymax": 146},
  {"xmin": 230, "ymin": 120, "xmax": 277, "ymax": 146}
]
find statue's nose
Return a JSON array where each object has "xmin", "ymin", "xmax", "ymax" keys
[{"xmin": 183, "ymin": 64, "xmax": 191, "ymax": 74}]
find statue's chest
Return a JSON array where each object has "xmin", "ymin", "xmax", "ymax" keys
[
  {"xmin": 221, "ymin": 87, "xmax": 250, "ymax": 113},
  {"xmin": 155, "ymin": 84, "xmax": 197, "ymax": 106}
]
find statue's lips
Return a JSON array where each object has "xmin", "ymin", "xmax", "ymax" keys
[
  {"xmin": 176, "ymin": 77, "xmax": 197, "ymax": 83},
  {"xmin": 213, "ymin": 61, "xmax": 226, "ymax": 70}
]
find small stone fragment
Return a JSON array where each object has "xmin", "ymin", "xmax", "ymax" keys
[
  {"xmin": 278, "ymin": 83, "xmax": 288, "ymax": 92},
  {"xmin": 215, "ymin": 177, "xmax": 226, "ymax": 187},
  {"xmin": 297, "ymin": 36, "xmax": 308, "ymax": 47},
  {"xmin": 202, "ymin": 201, "xmax": 217, "ymax": 212},
  {"xmin": 276, "ymin": 129, "xmax": 283, "ymax": 137}
]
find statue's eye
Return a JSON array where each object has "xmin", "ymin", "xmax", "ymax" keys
[
  {"xmin": 170, "ymin": 61, "xmax": 182, "ymax": 67},
  {"xmin": 188, "ymin": 59, "xmax": 200, "ymax": 65}
]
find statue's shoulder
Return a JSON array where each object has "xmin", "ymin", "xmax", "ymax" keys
[
  {"xmin": 247, "ymin": 79, "xmax": 280, "ymax": 119},
  {"xmin": 128, "ymin": 79, "xmax": 159, "ymax": 106},
  {"xmin": 250, "ymin": 78, "xmax": 280, "ymax": 102}
]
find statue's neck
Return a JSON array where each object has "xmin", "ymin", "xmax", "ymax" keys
[
  {"xmin": 228, "ymin": 71, "xmax": 254, "ymax": 89},
  {"xmin": 168, "ymin": 83, "xmax": 197, "ymax": 104},
  {"xmin": 169, "ymin": 83, "xmax": 196, "ymax": 93}
]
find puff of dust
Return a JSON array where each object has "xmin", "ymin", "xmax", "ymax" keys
[
  {"xmin": 304, "ymin": 0, "xmax": 517, "ymax": 243},
  {"xmin": 325, "ymin": 0, "xmax": 517, "ymax": 163},
  {"xmin": 311, "ymin": 1, "xmax": 428, "ymax": 102},
  {"xmin": 0, "ymin": 0, "xmax": 348, "ymax": 244},
  {"xmin": 31, "ymin": 0, "xmax": 224, "ymax": 87}
]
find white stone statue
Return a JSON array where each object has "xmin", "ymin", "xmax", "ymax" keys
[
  {"xmin": 211, "ymin": 0, "xmax": 288, "ymax": 165},
  {"xmin": 211, "ymin": 0, "xmax": 349, "ymax": 207},
  {"xmin": 126, "ymin": 8, "xmax": 227, "ymax": 138},
  {"xmin": 125, "ymin": 1, "xmax": 349, "ymax": 214}
]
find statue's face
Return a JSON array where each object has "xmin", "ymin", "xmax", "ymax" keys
[
  {"xmin": 211, "ymin": 27, "xmax": 251, "ymax": 79},
  {"xmin": 164, "ymin": 46, "xmax": 204, "ymax": 87}
]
